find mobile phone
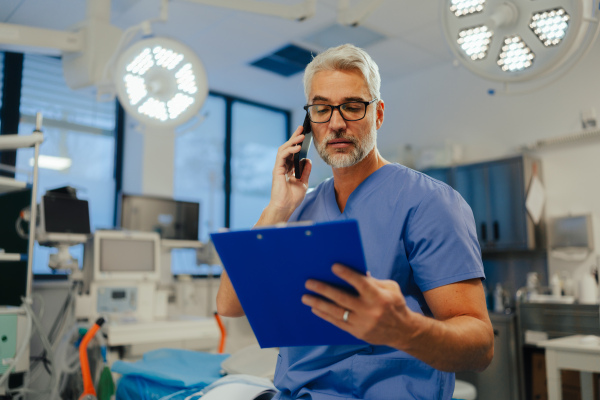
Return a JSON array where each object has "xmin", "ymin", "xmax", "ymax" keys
[{"xmin": 294, "ymin": 115, "xmax": 313, "ymax": 179}]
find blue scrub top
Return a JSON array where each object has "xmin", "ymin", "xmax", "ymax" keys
[{"xmin": 272, "ymin": 163, "xmax": 485, "ymax": 400}]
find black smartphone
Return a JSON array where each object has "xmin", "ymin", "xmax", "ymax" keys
[{"xmin": 294, "ymin": 114, "xmax": 313, "ymax": 179}]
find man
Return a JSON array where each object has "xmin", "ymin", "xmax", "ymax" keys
[{"xmin": 217, "ymin": 44, "xmax": 493, "ymax": 400}]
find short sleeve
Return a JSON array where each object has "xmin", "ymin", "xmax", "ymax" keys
[{"xmin": 404, "ymin": 186, "xmax": 485, "ymax": 292}]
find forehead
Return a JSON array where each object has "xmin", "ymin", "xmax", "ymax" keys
[{"xmin": 308, "ymin": 69, "xmax": 370, "ymax": 102}]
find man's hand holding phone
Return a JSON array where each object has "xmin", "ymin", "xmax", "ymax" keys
[
  {"xmin": 257, "ymin": 122, "xmax": 312, "ymax": 226},
  {"xmin": 294, "ymin": 115, "xmax": 313, "ymax": 179}
]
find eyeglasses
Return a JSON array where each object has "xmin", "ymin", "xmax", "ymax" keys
[{"xmin": 303, "ymin": 99, "xmax": 378, "ymax": 123}]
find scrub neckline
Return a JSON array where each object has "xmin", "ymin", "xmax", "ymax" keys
[{"xmin": 324, "ymin": 163, "xmax": 400, "ymax": 219}]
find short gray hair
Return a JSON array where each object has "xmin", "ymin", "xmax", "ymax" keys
[{"xmin": 303, "ymin": 44, "xmax": 381, "ymax": 102}]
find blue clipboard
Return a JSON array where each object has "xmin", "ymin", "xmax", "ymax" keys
[{"xmin": 210, "ymin": 219, "xmax": 367, "ymax": 348}]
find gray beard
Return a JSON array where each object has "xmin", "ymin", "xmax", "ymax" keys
[{"xmin": 314, "ymin": 127, "xmax": 377, "ymax": 168}]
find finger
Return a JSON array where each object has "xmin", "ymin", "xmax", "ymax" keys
[
  {"xmin": 301, "ymin": 294, "xmax": 350, "ymax": 324},
  {"xmin": 291, "ymin": 125, "xmax": 304, "ymax": 138},
  {"xmin": 277, "ymin": 130, "xmax": 304, "ymax": 157},
  {"xmin": 289, "ymin": 126, "xmax": 306, "ymax": 145},
  {"xmin": 331, "ymin": 263, "xmax": 376, "ymax": 297},
  {"xmin": 299, "ymin": 158, "xmax": 312, "ymax": 183},
  {"xmin": 310, "ymin": 307, "xmax": 353, "ymax": 332},
  {"xmin": 274, "ymin": 140, "xmax": 304, "ymax": 175},
  {"xmin": 305, "ymin": 279, "xmax": 360, "ymax": 311},
  {"xmin": 278, "ymin": 135, "xmax": 305, "ymax": 154}
]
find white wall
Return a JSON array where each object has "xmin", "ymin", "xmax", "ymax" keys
[{"xmin": 378, "ymin": 42, "xmax": 600, "ymax": 164}]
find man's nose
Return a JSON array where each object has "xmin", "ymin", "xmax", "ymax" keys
[{"xmin": 329, "ymin": 107, "xmax": 347, "ymax": 130}]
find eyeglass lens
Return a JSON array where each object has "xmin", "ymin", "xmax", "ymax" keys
[{"xmin": 307, "ymin": 102, "xmax": 367, "ymax": 123}]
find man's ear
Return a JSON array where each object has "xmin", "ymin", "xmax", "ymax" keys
[{"xmin": 376, "ymin": 100, "xmax": 384, "ymax": 130}]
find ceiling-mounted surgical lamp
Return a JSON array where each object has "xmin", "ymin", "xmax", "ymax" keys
[
  {"xmin": 442, "ymin": 0, "xmax": 599, "ymax": 87},
  {"xmin": 113, "ymin": 37, "xmax": 208, "ymax": 128}
]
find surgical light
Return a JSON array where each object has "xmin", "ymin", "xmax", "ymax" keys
[
  {"xmin": 114, "ymin": 37, "xmax": 208, "ymax": 128},
  {"xmin": 497, "ymin": 36, "xmax": 534, "ymax": 72},
  {"xmin": 457, "ymin": 25, "xmax": 492, "ymax": 60},
  {"xmin": 530, "ymin": 8, "xmax": 570, "ymax": 47},
  {"xmin": 450, "ymin": 0, "xmax": 486, "ymax": 17},
  {"xmin": 442, "ymin": 0, "xmax": 598, "ymax": 85}
]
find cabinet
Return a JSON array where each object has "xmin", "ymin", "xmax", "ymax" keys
[{"xmin": 422, "ymin": 155, "xmax": 542, "ymax": 252}]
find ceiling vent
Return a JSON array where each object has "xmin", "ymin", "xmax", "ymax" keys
[{"xmin": 250, "ymin": 44, "xmax": 316, "ymax": 77}]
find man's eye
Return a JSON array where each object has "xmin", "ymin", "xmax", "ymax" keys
[{"xmin": 344, "ymin": 105, "xmax": 361, "ymax": 112}]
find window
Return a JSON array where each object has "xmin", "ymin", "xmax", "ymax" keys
[
  {"xmin": 230, "ymin": 101, "xmax": 287, "ymax": 230},
  {"xmin": 171, "ymin": 96, "xmax": 289, "ymax": 275},
  {"xmin": 172, "ymin": 94, "xmax": 226, "ymax": 275},
  {"xmin": 15, "ymin": 55, "xmax": 117, "ymax": 275}
]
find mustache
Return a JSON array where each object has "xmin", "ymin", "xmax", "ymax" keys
[{"xmin": 323, "ymin": 130, "xmax": 358, "ymax": 145}]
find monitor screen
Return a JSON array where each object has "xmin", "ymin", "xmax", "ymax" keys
[
  {"xmin": 120, "ymin": 194, "xmax": 200, "ymax": 240},
  {"xmin": 43, "ymin": 195, "xmax": 91, "ymax": 234},
  {"xmin": 99, "ymin": 238, "xmax": 155, "ymax": 273},
  {"xmin": 550, "ymin": 215, "xmax": 592, "ymax": 249}
]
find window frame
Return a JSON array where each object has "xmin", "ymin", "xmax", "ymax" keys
[{"xmin": 208, "ymin": 91, "xmax": 292, "ymax": 229}]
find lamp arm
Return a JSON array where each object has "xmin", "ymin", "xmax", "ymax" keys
[
  {"xmin": 0, "ymin": 22, "xmax": 84, "ymax": 53},
  {"xmin": 182, "ymin": 0, "xmax": 316, "ymax": 21}
]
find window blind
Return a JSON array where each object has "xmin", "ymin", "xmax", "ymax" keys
[{"xmin": 20, "ymin": 54, "xmax": 115, "ymax": 133}]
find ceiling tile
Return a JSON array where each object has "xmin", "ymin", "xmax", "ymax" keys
[
  {"xmin": 7, "ymin": 0, "xmax": 85, "ymax": 29},
  {"xmin": 366, "ymin": 38, "xmax": 443, "ymax": 82},
  {"xmin": 400, "ymin": 23, "xmax": 454, "ymax": 61},
  {"xmin": 363, "ymin": 0, "xmax": 440, "ymax": 37},
  {"xmin": 0, "ymin": 0, "xmax": 24, "ymax": 23}
]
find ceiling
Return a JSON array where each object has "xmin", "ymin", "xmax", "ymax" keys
[{"xmin": 0, "ymin": 0, "xmax": 454, "ymax": 110}]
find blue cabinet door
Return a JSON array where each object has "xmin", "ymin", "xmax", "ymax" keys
[
  {"xmin": 487, "ymin": 158, "xmax": 528, "ymax": 249},
  {"xmin": 424, "ymin": 157, "xmax": 533, "ymax": 251},
  {"xmin": 454, "ymin": 164, "xmax": 489, "ymax": 249}
]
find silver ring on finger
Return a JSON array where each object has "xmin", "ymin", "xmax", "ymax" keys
[{"xmin": 342, "ymin": 309, "xmax": 350, "ymax": 323}]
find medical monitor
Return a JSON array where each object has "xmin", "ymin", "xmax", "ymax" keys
[
  {"xmin": 42, "ymin": 195, "xmax": 90, "ymax": 234},
  {"xmin": 38, "ymin": 193, "xmax": 91, "ymax": 244},
  {"xmin": 90, "ymin": 230, "xmax": 161, "ymax": 282},
  {"xmin": 549, "ymin": 214, "xmax": 594, "ymax": 250},
  {"xmin": 120, "ymin": 194, "xmax": 200, "ymax": 241}
]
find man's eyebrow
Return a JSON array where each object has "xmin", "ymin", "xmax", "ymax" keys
[
  {"xmin": 310, "ymin": 95, "xmax": 367, "ymax": 103},
  {"xmin": 311, "ymin": 95, "xmax": 329, "ymax": 103},
  {"xmin": 343, "ymin": 96, "xmax": 367, "ymax": 102}
]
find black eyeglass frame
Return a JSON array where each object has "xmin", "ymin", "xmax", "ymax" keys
[{"xmin": 303, "ymin": 99, "xmax": 379, "ymax": 123}]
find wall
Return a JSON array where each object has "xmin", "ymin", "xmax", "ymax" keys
[{"xmin": 378, "ymin": 42, "xmax": 600, "ymax": 165}]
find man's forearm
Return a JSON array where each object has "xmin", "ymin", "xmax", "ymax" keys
[
  {"xmin": 216, "ymin": 271, "xmax": 245, "ymax": 317},
  {"xmin": 398, "ymin": 313, "xmax": 494, "ymax": 372},
  {"xmin": 255, "ymin": 203, "xmax": 295, "ymax": 227}
]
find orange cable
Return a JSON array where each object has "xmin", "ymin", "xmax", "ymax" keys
[
  {"xmin": 78, "ymin": 318, "xmax": 105, "ymax": 400},
  {"xmin": 214, "ymin": 312, "xmax": 227, "ymax": 354}
]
